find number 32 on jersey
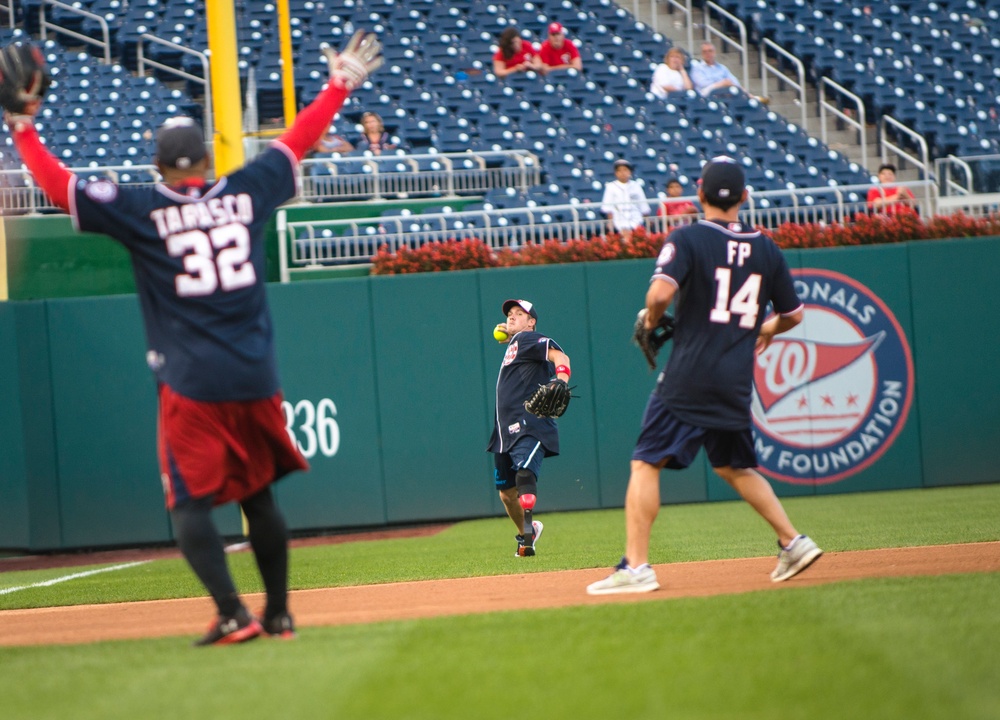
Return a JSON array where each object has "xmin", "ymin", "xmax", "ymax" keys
[{"xmin": 168, "ymin": 223, "xmax": 256, "ymax": 297}]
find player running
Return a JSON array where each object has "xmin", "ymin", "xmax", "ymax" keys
[
  {"xmin": 1, "ymin": 33, "xmax": 383, "ymax": 644},
  {"xmin": 489, "ymin": 299, "xmax": 572, "ymax": 557},
  {"xmin": 587, "ymin": 157, "xmax": 822, "ymax": 594}
]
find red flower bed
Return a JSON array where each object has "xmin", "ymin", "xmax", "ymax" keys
[{"xmin": 370, "ymin": 213, "xmax": 1000, "ymax": 275}]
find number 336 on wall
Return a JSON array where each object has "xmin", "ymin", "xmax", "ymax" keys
[{"xmin": 281, "ymin": 398, "xmax": 340, "ymax": 458}]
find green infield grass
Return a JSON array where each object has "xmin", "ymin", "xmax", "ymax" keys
[{"xmin": 0, "ymin": 484, "xmax": 998, "ymax": 720}]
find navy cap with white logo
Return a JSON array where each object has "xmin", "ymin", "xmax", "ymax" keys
[
  {"xmin": 701, "ymin": 155, "xmax": 746, "ymax": 205},
  {"xmin": 502, "ymin": 299, "xmax": 538, "ymax": 319},
  {"xmin": 155, "ymin": 116, "xmax": 206, "ymax": 170}
]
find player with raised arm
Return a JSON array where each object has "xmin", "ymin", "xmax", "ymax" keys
[
  {"xmin": 489, "ymin": 299, "xmax": 572, "ymax": 557},
  {"xmin": 0, "ymin": 33, "xmax": 383, "ymax": 644},
  {"xmin": 587, "ymin": 157, "xmax": 822, "ymax": 595}
]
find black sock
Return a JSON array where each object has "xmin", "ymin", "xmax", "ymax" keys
[
  {"xmin": 241, "ymin": 487, "xmax": 289, "ymax": 621},
  {"xmin": 170, "ymin": 495, "xmax": 242, "ymax": 617}
]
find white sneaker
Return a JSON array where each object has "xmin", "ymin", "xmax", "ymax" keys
[
  {"xmin": 771, "ymin": 535, "xmax": 823, "ymax": 582},
  {"xmin": 514, "ymin": 520, "xmax": 544, "ymax": 557},
  {"xmin": 531, "ymin": 520, "xmax": 544, "ymax": 547},
  {"xmin": 586, "ymin": 558, "xmax": 660, "ymax": 595}
]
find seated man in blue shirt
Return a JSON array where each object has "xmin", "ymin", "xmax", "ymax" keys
[{"xmin": 690, "ymin": 42, "xmax": 769, "ymax": 103}]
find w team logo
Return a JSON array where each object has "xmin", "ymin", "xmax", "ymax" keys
[{"xmin": 751, "ymin": 269, "xmax": 914, "ymax": 485}]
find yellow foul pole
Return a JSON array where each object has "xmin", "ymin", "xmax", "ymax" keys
[
  {"xmin": 206, "ymin": 0, "xmax": 244, "ymax": 175},
  {"xmin": 277, "ymin": 0, "xmax": 297, "ymax": 126},
  {"xmin": 206, "ymin": 1, "xmax": 248, "ymax": 538}
]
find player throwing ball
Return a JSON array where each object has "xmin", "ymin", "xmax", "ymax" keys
[
  {"xmin": 587, "ymin": 157, "xmax": 822, "ymax": 594},
  {"xmin": 1, "ymin": 33, "xmax": 382, "ymax": 644},
  {"xmin": 489, "ymin": 300, "xmax": 572, "ymax": 557}
]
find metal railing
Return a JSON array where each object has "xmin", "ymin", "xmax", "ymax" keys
[
  {"xmin": 0, "ymin": 165, "xmax": 160, "ymax": 214},
  {"xmin": 0, "ymin": 150, "xmax": 539, "ymax": 214},
  {"xmin": 297, "ymin": 150, "xmax": 540, "ymax": 202},
  {"xmin": 1, "ymin": 1, "xmax": 14, "ymax": 29},
  {"xmin": 880, "ymin": 115, "xmax": 933, "ymax": 210},
  {"xmin": 819, "ymin": 77, "xmax": 868, "ymax": 172},
  {"xmin": 936, "ymin": 192, "xmax": 1000, "ymax": 218},
  {"xmin": 278, "ymin": 180, "xmax": 942, "ymax": 279},
  {"xmin": 936, "ymin": 155, "xmax": 974, "ymax": 196},
  {"xmin": 137, "ymin": 34, "xmax": 212, "ymax": 145},
  {"xmin": 40, "ymin": 0, "xmax": 110, "ymax": 63},
  {"xmin": 636, "ymin": 0, "xmax": 694, "ymax": 50},
  {"xmin": 761, "ymin": 38, "xmax": 807, "ymax": 130}
]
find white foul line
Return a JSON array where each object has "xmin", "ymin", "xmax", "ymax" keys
[{"xmin": 0, "ymin": 561, "xmax": 150, "ymax": 596}]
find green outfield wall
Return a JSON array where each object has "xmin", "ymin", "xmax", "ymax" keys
[{"xmin": 1, "ymin": 236, "xmax": 997, "ymax": 550}]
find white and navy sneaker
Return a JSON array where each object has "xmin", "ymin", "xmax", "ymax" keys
[
  {"xmin": 586, "ymin": 557, "xmax": 660, "ymax": 595},
  {"xmin": 771, "ymin": 535, "xmax": 823, "ymax": 582}
]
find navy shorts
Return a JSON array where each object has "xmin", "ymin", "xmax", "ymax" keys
[
  {"xmin": 632, "ymin": 394, "xmax": 758, "ymax": 470},
  {"xmin": 494, "ymin": 436, "xmax": 545, "ymax": 490}
]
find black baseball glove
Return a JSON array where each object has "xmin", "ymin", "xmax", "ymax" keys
[
  {"xmin": 524, "ymin": 379, "xmax": 572, "ymax": 418},
  {"xmin": 633, "ymin": 308, "xmax": 675, "ymax": 370},
  {"xmin": 0, "ymin": 42, "xmax": 50, "ymax": 116}
]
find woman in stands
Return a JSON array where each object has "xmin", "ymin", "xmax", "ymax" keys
[
  {"xmin": 356, "ymin": 111, "xmax": 395, "ymax": 155},
  {"xmin": 650, "ymin": 47, "xmax": 693, "ymax": 99},
  {"xmin": 493, "ymin": 27, "xmax": 540, "ymax": 78}
]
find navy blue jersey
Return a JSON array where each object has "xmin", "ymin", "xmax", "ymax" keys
[
  {"xmin": 487, "ymin": 330, "xmax": 562, "ymax": 456},
  {"xmin": 652, "ymin": 219, "xmax": 802, "ymax": 429},
  {"xmin": 69, "ymin": 144, "xmax": 299, "ymax": 401}
]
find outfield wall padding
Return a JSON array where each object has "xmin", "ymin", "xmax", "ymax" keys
[{"xmin": 0, "ymin": 237, "xmax": 997, "ymax": 550}]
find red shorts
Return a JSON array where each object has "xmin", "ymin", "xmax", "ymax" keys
[{"xmin": 157, "ymin": 385, "xmax": 309, "ymax": 509}]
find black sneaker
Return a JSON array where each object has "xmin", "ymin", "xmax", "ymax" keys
[
  {"xmin": 193, "ymin": 608, "xmax": 263, "ymax": 647},
  {"xmin": 262, "ymin": 612, "xmax": 296, "ymax": 639}
]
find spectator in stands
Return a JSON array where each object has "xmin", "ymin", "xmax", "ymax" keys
[
  {"xmin": 867, "ymin": 163, "xmax": 917, "ymax": 215},
  {"xmin": 690, "ymin": 42, "xmax": 768, "ymax": 103},
  {"xmin": 657, "ymin": 178, "xmax": 698, "ymax": 220},
  {"xmin": 313, "ymin": 126, "xmax": 353, "ymax": 155},
  {"xmin": 601, "ymin": 159, "xmax": 650, "ymax": 241},
  {"xmin": 650, "ymin": 48, "xmax": 692, "ymax": 99},
  {"xmin": 356, "ymin": 111, "xmax": 395, "ymax": 155},
  {"xmin": 493, "ymin": 27, "xmax": 540, "ymax": 78},
  {"xmin": 538, "ymin": 22, "xmax": 582, "ymax": 73}
]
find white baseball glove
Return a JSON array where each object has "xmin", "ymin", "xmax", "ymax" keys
[{"xmin": 323, "ymin": 30, "xmax": 384, "ymax": 90}]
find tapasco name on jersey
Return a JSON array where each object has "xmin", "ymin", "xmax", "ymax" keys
[{"xmin": 149, "ymin": 192, "xmax": 255, "ymax": 240}]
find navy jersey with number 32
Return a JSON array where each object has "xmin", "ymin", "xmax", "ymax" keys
[
  {"xmin": 69, "ymin": 145, "xmax": 299, "ymax": 402},
  {"xmin": 652, "ymin": 219, "xmax": 802, "ymax": 429}
]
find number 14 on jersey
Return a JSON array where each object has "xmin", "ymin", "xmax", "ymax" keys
[{"xmin": 711, "ymin": 267, "xmax": 762, "ymax": 328}]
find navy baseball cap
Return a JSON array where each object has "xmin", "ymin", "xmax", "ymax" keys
[
  {"xmin": 156, "ymin": 116, "xmax": 207, "ymax": 170},
  {"xmin": 700, "ymin": 155, "xmax": 745, "ymax": 204},
  {"xmin": 502, "ymin": 299, "xmax": 538, "ymax": 319},
  {"xmin": 613, "ymin": 158, "xmax": 633, "ymax": 170}
]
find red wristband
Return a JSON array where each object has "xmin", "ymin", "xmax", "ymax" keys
[{"xmin": 555, "ymin": 365, "xmax": 571, "ymax": 379}]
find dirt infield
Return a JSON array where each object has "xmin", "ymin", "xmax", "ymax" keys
[{"xmin": 1, "ymin": 541, "xmax": 997, "ymax": 647}]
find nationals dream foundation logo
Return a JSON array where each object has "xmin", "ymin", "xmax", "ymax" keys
[{"xmin": 751, "ymin": 269, "xmax": 914, "ymax": 484}]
